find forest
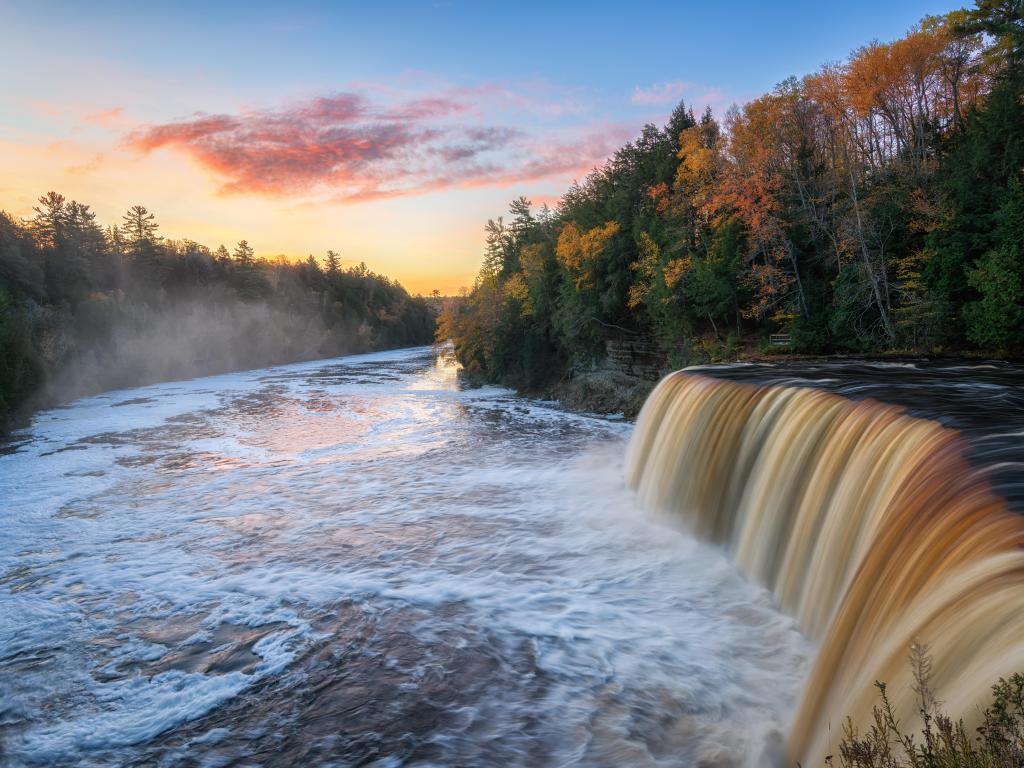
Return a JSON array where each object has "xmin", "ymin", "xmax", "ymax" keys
[
  {"xmin": 439, "ymin": 0, "xmax": 1024, "ymax": 392},
  {"xmin": 0, "ymin": 197, "xmax": 435, "ymax": 431}
]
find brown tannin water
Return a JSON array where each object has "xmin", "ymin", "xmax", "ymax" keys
[{"xmin": 627, "ymin": 360, "xmax": 1024, "ymax": 766}]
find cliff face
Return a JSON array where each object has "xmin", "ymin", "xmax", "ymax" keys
[
  {"xmin": 550, "ymin": 369, "xmax": 653, "ymax": 418},
  {"xmin": 544, "ymin": 337, "xmax": 665, "ymax": 417},
  {"xmin": 602, "ymin": 337, "xmax": 665, "ymax": 382}
]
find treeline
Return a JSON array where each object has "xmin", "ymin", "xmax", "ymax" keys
[
  {"xmin": 440, "ymin": 1, "xmax": 1023, "ymax": 391},
  {"xmin": 0, "ymin": 195, "xmax": 434, "ymax": 430}
]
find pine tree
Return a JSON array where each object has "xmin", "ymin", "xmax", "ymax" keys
[
  {"xmin": 324, "ymin": 249, "xmax": 341, "ymax": 275},
  {"xmin": 233, "ymin": 240, "xmax": 255, "ymax": 266},
  {"xmin": 232, "ymin": 240, "xmax": 264, "ymax": 300},
  {"xmin": 31, "ymin": 191, "xmax": 67, "ymax": 250},
  {"xmin": 121, "ymin": 205, "xmax": 159, "ymax": 245},
  {"xmin": 120, "ymin": 205, "xmax": 162, "ymax": 279}
]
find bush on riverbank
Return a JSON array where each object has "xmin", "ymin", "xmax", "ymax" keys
[{"xmin": 831, "ymin": 646, "xmax": 1024, "ymax": 768}]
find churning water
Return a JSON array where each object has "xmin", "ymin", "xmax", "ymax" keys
[{"xmin": 0, "ymin": 347, "xmax": 809, "ymax": 767}]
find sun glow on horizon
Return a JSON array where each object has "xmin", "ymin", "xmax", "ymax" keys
[{"xmin": 1, "ymin": 0, "xmax": 965, "ymax": 291}]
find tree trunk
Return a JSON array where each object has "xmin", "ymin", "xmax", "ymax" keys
[
  {"xmin": 847, "ymin": 163, "xmax": 896, "ymax": 344},
  {"xmin": 786, "ymin": 239, "xmax": 808, "ymax": 316}
]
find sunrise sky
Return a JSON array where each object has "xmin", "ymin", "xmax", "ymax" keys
[{"xmin": 1, "ymin": 0, "xmax": 964, "ymax": 294}]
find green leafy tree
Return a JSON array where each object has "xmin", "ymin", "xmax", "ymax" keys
[{"xmin": 964, "ymin": 180, "xmax": 1024, "ymax": 348}]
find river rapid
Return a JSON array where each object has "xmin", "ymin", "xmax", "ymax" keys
[{"xmin": 0, "ymin": 347, "xmax": 809, "ymax": 767}]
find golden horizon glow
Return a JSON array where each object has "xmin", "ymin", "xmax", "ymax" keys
[
  {"xmin": 0, "ymin": 101, "xmax": 614, "ymax": 296},
  {"xmin": 1, "ymin": 0, "xmax": 960, "ymax": 294},
  {"xmin": 0, "ymin": 134, "xmax": 544, "ymax": 295}
]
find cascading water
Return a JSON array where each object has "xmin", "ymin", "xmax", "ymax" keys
[{"xmin": 625, "ymin": 372, "xmax": 1024, "ymax": 766}]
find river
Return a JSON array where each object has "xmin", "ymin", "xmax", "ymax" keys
[{"xmin": 0, "ymin": 347, "xmax": 809, "ymax": 767}]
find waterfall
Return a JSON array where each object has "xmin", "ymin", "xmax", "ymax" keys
[{"xmin": 625, "ymin": 372, "xmax": 1024, "ymax": 765}]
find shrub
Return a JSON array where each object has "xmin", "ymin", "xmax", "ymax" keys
[{"xmin": 830, "ymin": 644, "xmax": 1024, "ymax": 768}]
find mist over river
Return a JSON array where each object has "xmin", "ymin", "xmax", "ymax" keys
[{"xmin": 1, "ymin": 347, "xmax": 810, "ymax": 767}]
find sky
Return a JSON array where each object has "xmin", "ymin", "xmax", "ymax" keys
[{"xmin": 0, "ymin": 0, "xmax": 967, "ymax": 294}]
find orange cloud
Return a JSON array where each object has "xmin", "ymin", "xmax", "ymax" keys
[{"xmin": 66, "ymin": 152, "xmax": 105, "ymax": 175}]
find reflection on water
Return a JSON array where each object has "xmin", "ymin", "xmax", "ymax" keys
[{"xmin": 0, "ymin": 347, "xmax": 808, "ymax": 767}]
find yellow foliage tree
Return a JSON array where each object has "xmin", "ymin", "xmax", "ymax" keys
[
  {"xmin": 555, "ymin": 221, "xmax": 620, "ymax": 290},
  {"xmin": 627, "ymin": 232, "xmax": 661, "ymax": 309},
  {"xmin": 503, "ymin": 272, "xmax": 530, "ymax": 307},
  {"xmin": 519, "ymin": 243, "xmax": 546, "ymax": 281},
  {"xmin": 663, "ymin": 257, "xmax": 693, "ymax": 290}
]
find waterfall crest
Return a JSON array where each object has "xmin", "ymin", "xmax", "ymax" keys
[{"xmin": 625, "ymin": 372, "xmax": 1024, "ymax": 765}]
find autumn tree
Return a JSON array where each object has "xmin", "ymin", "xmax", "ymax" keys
[{"xmin": 440, "ymin": 4, "xmax": 1022, "ymax": 389}]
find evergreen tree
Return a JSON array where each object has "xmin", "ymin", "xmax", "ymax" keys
[
  {"xmin": 927, "ymin": 0, "xmax": 1024, "ymax": 343},
  {"xmin": 964, "ymin": 179, "xmax": 1024, "ymax": 347},
  {"xmin": 232, "ymin": 240, "xmax": 265, "ymax": 300},
  {"xmin": 121, "ymin": 205, "xmax": 162, "ymax": 281},
  {"xmin": 324, "ymin": 249, "xmax": 341, "ymax": 275},
  {"xmin": 0, "ymin": 194, "xmax": 434, "ymax": 431},
  {"xmin": 121, "ymin": 205, "xmax": 159, "ymax": 246}
]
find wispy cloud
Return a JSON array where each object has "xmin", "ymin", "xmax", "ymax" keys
[
  {"xmin": 82, "ymin": 107, "xmax": 128, "ymax": 129},
  {"xmin": 66, "ymin": 152, "xmax": 106, "ymax": 175},
  {"xmin": 127, "ymin": 89, "xmax": 625, "ymax": 202},
  {"xmin": 337, "ymin": 123, "xmax": 634, "ymax": 204},
  {"xmin": 29, "ymin": 99, "xmax": 62, "ymax": 118},
  {"xmin": 349, "ymin": 75, "xmax": 596, "ymax": 118},
  {"xmin": 631, "ymin": 80, "xmax": 736, "ymax": 116},
  {"xmin": 631, "ymin": 81, "xmax": 695, "ymax": 106}
]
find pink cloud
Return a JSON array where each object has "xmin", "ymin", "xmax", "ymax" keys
[
  {"xmin": 695, "ymin": 88, "xmax": 735, "ymax": 113},
  {"xmin": 526, "ymin": 193, "xmax": 563, "ymax": 209},
  {"xmin": 631, "ymin": 81, "xmax": 736, "ymax": 117},
  {"xmin": 82, "ymin": 107, "xmax": 126, "ymax": 128},
  {"xmin": 128, "ymin": 91, "xmax": 625, "ymax": 203},
  {"xmin": 334, "ymin": 123, "xmax": 634, "ymax": 204},
  {"xmin": 29, "ymin": 99, "xmax": 62, "ymax": 118},
  {"xmin": 456, "ymin": 81, "xmax": 593, "ymax": 117},
  {"xmin": 345, "ymin": 76, "xmax": 594, "ymax": 119}
]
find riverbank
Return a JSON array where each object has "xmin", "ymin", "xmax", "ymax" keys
[
  {"xmin": 501, "ymin": 345, "xmax": 1023, "ymax": 420},
  {"xmin": 540, "ymin": 368, "xmax": 654, "ymax": 418},
  {"xmin": 1, "ymin": 339, "xmax": 435, "ymax": 440}
]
